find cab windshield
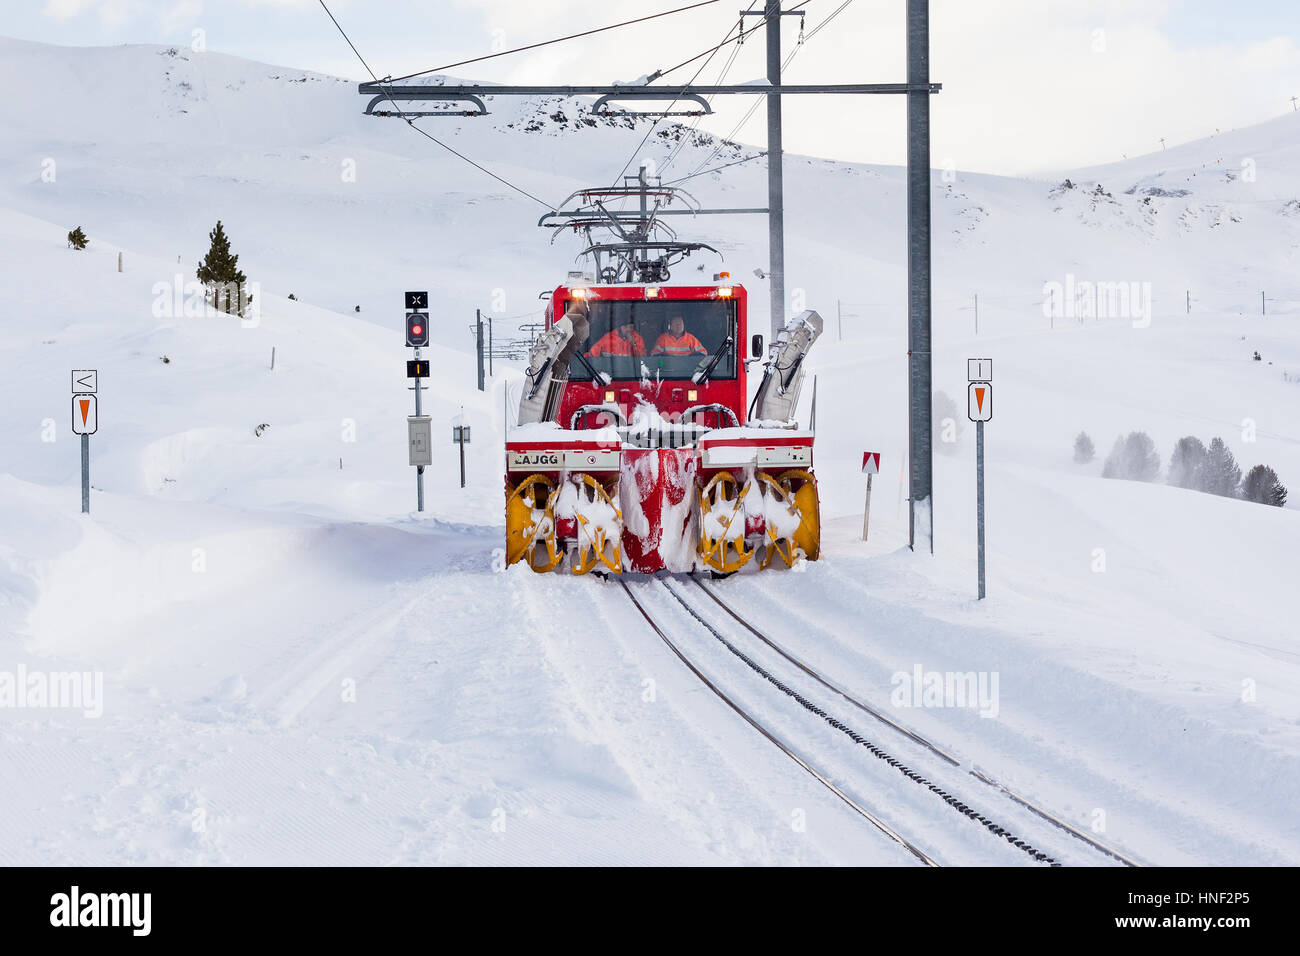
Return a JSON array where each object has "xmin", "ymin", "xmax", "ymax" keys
[{"xmin": 578, "ymin": 298, "xmax": 737, "ymax": 381}]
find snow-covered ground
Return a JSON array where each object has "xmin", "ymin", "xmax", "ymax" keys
[{"xmin": 1, "ymin": 35, "xmax": 1298, "ymax": 865}]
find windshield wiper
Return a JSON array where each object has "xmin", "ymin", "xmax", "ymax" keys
[
  {"xmin": 574, "ymin": 350, "xmax": 612, "ymax": 386},
  {"xmin": 691, "ymin": 336, "xmax": 733, "ymax": 385}
]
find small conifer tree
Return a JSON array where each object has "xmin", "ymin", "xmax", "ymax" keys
[{"xmin": 196, "ymin": 220, "xmax": 250, "ymax": 316}]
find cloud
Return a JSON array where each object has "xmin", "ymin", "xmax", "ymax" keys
[
  {"xmin": 160, "ymin": 0, "xmax": 203, "ymax": 33},
  {"xmin": 43, "ymin": 0, "xmax": 146, "ymax": 29},
  {"xmin": 43, "ymin": 0, "xmax": 100, "ymax": 19}
]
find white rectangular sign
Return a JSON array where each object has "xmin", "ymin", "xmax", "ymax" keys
[
  {"xmin": 72, "ymin": 393, "xmax": 98, "ymax": 434},
  {"xmin": 72, "ymin": 369, "xmax": 97, "ymax": 393},
  {"xmin": 967, "ymin": 358, "xmax": 992, "ymax": 382},
  {"xmin": 967, "ymin": 382, "xmax": 992, "ymax": 422}
]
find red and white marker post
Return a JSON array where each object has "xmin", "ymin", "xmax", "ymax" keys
[
  {"xmin": 71, "ymin": 370, "xmax": 98, "ymax": 514},
  {"xmin": 967, "ymin": 359, "xmax": 992, "ymax": 599},
  {"xmin": 861, "ymin": 451, "xmax": 881, "ymax": 540}
]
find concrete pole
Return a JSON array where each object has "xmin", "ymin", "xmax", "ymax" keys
[
  {"xmin": 906, "ymin": 0, "xmax": 934, "ymax": 553},
  {"xmin": 766, "ymin": 0, "xmax": 785, "ymax": 339}
]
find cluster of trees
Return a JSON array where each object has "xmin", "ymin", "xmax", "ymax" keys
[{"xmin": 1076, "ymin": 430, "xmax": 1287, "ymax": 506}]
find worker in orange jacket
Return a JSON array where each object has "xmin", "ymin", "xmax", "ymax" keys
[
  {"xmin": 588, "ymin": 318, "xmax": 647, "ymax": 357},
  {"xmin": 651, "ymin": 315, "xmax": 707, "ymax": 357}
]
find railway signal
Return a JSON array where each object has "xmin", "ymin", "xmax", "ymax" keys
[
  {"xmin": 405, "ymin": 311, "xmax": 429, "ymax": 348},
  {"xmin": 405, "ymin": 291, "xmax": 429, "ymax": 511}
]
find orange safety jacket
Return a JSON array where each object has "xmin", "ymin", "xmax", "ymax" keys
[
  {"xmin": 588, "ymin": 329, "xmax": 647, "ymax": 357},
  {"xmin": 651, "ymin": 332, "xmax": 707, "ymax": 356}
]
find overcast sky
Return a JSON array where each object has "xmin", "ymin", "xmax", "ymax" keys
[{"xmin": 11, "ymin": 0, "xmax": 1300, "ymax": 174}]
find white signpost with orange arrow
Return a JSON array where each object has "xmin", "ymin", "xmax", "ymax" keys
[
  {"xmin": 967, "ymin": 360, "xmax": 991, "ymax": 598},
  {"xmin": 72, "ymin": 394, "xmax": 97, "ymax": 434},
  {"xmin": 71, "ymin": 370, "xmax": 97, "ymax": 513}
]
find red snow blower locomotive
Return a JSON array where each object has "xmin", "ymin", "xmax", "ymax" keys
[{"xmin": 505, "ymin": 172, "xmax": 824, "ymax": 575}]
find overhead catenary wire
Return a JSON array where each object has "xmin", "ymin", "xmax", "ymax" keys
[
  {"xmin": 658, "ymin": 2, "xmax": 755, "ymax": 175},
  {"xmin": 383, "ymin": 0, "xmax": 724, "ymax": 84},
  {"xmin": 318, "ymin": 0, "xmax": 555, "ymax": 210},
  {"xmin": 654, "ymin": 0, "xmax": 804, "ymax": 81},
  {"xmin": 664, "ymin": 147, "xmax": 767, "ymax": 185},
  {"xmin": 609, "ymin": 0, "xmax": 805, "ymax": 186},
  {"xmin": 684, "ymin": 0, "xmax": 854, "ymax": 182},
  {"xmin": 609, "ymin": 16, "xmax": 748, "ymax": 185}
]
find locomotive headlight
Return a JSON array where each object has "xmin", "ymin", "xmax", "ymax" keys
[
  {"xmin": 687, "ymin": 389, "xmax": 698, "ymax": 401},
  {"xmin": 604, "ymin": 389, "xmax": 616, "ymax": 403},
  {"xmin": 645, "ymin": 287, "xmax": 660, "ymax": 299},
  {"xmin": 571, "ymin": 288, "xmax": 589, "ymax": 299},
  {"xmin": 716, "ymin": 287, "xmax": 733, "ymax": 298}
]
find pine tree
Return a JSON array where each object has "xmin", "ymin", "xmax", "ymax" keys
[
  {"xmin": 67, "ymin": 226, "xmax": 88, "ymax": 250},
  {"xmin": 1125, "ymin": 431, "xmax": 1161, "ymax": 481},
  {"xmin": 1100, "ymin": 435, "xmax": 1124, "ymax": 479},
  {"xmin": 1201, "ymin": 437, "xmax": 1242, "ymax": 497},
  {"xmin": 1101, "ymin": 431, "xmax": 1160, "ymax": 481},
  {"xmin": 1073, "ymin": 431, "xmax": 1095, "ymax": 464},
  {"xmin": 1241, "ymin": 464, "xmax": 1288, "ymax": 507},
  {"xmin": 195, "ymin": 220, "xmax": 249, "ymax": 316},
  {"xmin": 1168, "ymin": 436, "xmax": 1208, "ymax": 489}
]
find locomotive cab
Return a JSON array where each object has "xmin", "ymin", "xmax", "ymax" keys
[{"xmin": 555, "ymin": 279, "xmax": 748, "ymax": 433}]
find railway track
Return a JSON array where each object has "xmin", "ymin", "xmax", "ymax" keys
[
  {"xmin": 621, "ymin": 575, "xmax": 1143, "ymax": 867},
  {"xmin": 621, "ymin": 579, "xmax": 938, "ymax": 866}
]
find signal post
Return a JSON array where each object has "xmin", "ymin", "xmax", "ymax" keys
[{"xmin": 405, "ymin": 292, "xmax": 432, "ymax": 511}]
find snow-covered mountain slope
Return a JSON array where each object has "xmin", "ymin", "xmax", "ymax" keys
[{"xmin": 1, "ymin": 36, "xmax": 1298, "ymax": 865}]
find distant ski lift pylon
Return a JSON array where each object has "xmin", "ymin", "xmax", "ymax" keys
[{"xmin": 591, "ymin": 90, "xmax": 712, "ymax": 117}]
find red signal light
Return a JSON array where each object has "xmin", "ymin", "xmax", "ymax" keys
[{"xmin": 406, "ymin": 311, "xmax": 430, "ymax": 347}]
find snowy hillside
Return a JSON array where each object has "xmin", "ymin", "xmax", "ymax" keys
[{"xmin": 1, "ymin": 35, "xmax": 1298, "ymax": 865}]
